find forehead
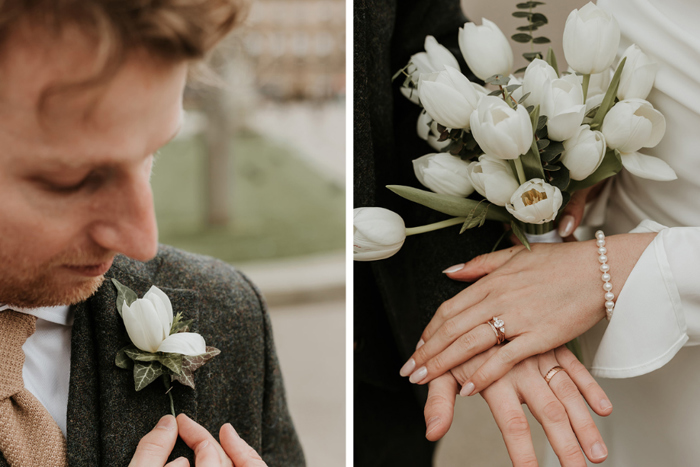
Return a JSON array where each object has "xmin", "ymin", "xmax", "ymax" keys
[{"xmin": 0, "ymin": 22, "xmax": 187, "ymax": 168}]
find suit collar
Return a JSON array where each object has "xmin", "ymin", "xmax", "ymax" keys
[{"xmin": 66, "ymin": 263, "xmax": 200, "ymax": 466}]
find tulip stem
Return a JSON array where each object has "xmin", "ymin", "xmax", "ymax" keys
[
  {"xmin": 582, "ymin": 74, "xmax": 590, "ymax": 103},
  {"xmin": 163, "ymin": 376, "xmax": 176, "ymax": 417},
  {"xmin": 405, "ymin": 217, "xmax": 466, "ymax": 236},
  {"xmin": 514, "ymin": 157, "xmax": 527, "ymax": 185}
]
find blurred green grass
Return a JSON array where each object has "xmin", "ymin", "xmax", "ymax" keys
[{"xmin": 151, "ymin": 132, "xmax": 345, "ymax": 263}]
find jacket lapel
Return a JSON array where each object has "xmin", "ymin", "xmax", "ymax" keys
[{"xmin": 66, "ymin": 267, "xmax": 200, "ymax": 466}]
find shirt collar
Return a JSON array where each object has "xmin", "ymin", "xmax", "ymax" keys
[{"xmin": 0, "ymin": 304, "xmax": 74, "ymax": 326}]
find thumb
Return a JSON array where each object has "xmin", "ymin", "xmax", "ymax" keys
[{"xmin": 557, "ymin": 186, "xmax": 593, "ymax": 240}]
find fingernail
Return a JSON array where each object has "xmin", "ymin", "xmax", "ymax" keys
[
  {"xmin": 425, "ymin": 417, "xmax": 440, "ymax": 436},
  {"xmin": 157, "ymin": 415, "xmax": 175, "ymax": 430},
  {"xmin": 409, "ymin": 366, "xmax": 428, "ymax": 383},
  {"xmin": 200, "ymin": 440, "xmax": 209, "ymax": 449},
  {"xmin": 399, "ymin": 358, "xmax": 416, "ymax": 377},
  {"xmin": 558, "ymin": 215, "xmax": 575, "ymax": 237},
  {"xmin": 600, "ymin": 399, "xmax": 612, "ymax": 411},
  {"xmin": 591, "ymin": 441, "xmax": 607, "ymax": 460},
  {"xmin": 442, "ymin": 263, "xmax": 465, "ymax": 274},
  {"xmin": 460, "ymin": 382, "xmax": 475, "ymax": 397},
  {"xmin": 416, "ymin": 339, "xmax": 425, "ymax": 350}
]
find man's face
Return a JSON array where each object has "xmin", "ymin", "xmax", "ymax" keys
[{"xmin": 0, "ymin": 24, "xmax": 188, "ymax": 307}]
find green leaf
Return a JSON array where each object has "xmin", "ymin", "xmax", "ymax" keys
[
  {"xmin": 518, "ymin": 92, "xmax": 531, "ymax": 103},
  {"xmin": 133, "ymin": 361, "xmax": 165, "ymax": 392},
  {"xmin": 510, "ymin": 221, "xmax": 531, "ymax": 251},
  {"xmin": 111, "ymin": 279, "xmax": 138, "ymax": 317},
  {"xmin": 516, "ymin": 25, "xmax": 539, "ymax": 32},
  {"xmin": 533, "ymin": 37, "xmax": 551, "ymax": 44},
  {"xmin": 541, "ymin": 141, "xmax": 564, "ymax": 162},
  {"xmin": 115, "ymin": 345, "xmax": 134, "ymax": 370},
  {"xmin": 505, "ymin": 84, "xmax": 522, "ymax": 93},
  {"xmin": 514, "ymin": 66, "xmax": 528, "ymax": 74},
  {"xmin": 568, "ymin": 149, "xmax": 621, "ymax": 192},
  {"xmin": 537, "ymin": 115, "xmax": 547, "ymax": 130},
  {"xmin": 590, "ymin": 57, "xmax": 626, "ymax": 129},
  {"xmin": 531, "ymin": 13, "xmax": 548, "ymax": 24},
  {"xmin": 585, "ymin": 106, "xmax": 600, "ymax": 119},
  {"xmin": 125, "ymin": 348, "xmax": 160, "ymax": 362},
  {"xmin": 387, "ymin": 185, "xmax": 511, "ymax": 222},
  {"xmin": 485, "ymin": 74, "xmax": 510, "ymax": 86},
  {"xmin": 158, "ymin": 353, "xmax": 184, "ymax": 375},
  {"xmin": 512, "ymin": 11, "xmax": 532, "ymax": 18},
  {"xmin": 529, "ymin": 104, "xmax": 540, "ymax": 131},
  {"xmin": 459, "ymin": 200, "xmax": 489, "ymax": 233},
  {"xmin": 548, "ymin": 163, "xmax": 570, "ymax": 191},
  {"xmin": 557, "ymin": 190, "xmax": 572, "ymax": 217},
  {"xmin": 537, "ymin": 139, "xmax": 550, "ymax": 151},
  {"xmin": 488, "ymin": 89, "xmax": 502, "ymax": 96},
  {"xmin": 171, "ymin": 312, "xmax": 194, "ymax": 334},
  {"xmin": 522, "ymin": 146, "xmax": 545, "ymax": 180},
  {"xmin": 511, "ymin": 33, "xmax": 533, "ymax": 43},
  {"xmin": 545, "ymin": 47, "xmax": 559, "ymax": 77},
  {"xmin": 523, "ymin": 52, "xmax": 542, "ymax": 61},
  {"xmin": 172, "ymin": 347, "xmax": 221, "ymax": 390}
]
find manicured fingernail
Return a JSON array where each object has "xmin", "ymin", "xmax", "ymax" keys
[
  {"xmin": 558, "ymin": 215, "xmax": 575, "ymax": 237},
  {"xmin": 591, "ymin": 441, "xmax": 607, "ymax": 460},
  {"xmin": 416, "ymin": 339, "xmax": 425, "ymax": 350},
  {"xmin": 460, "ymin": 382, "xmax": 475, "ymax": 397},
  {"xmin": 425, "ymin": 417, "xmax": 440, "ymax": 436},
  {"xmin": 399, "ymin": 358, "xmax": 416, "ymax": 377},
  {"xmin": 157, "ymin": 415, "xmax": 175, "ymax": 430},
  {"xmin": 443, "ymin": 263, "xmax": 465, "ymax": 274},
  {"xmin": 600, "ymin": 399, "xmax": 612, "ymax": 411},
  {"xmin": 409, "ymin": 366, "xmax": 428, "ymax": 383}
]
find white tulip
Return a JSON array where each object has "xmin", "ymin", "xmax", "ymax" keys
[
  {"xmin": 417, "ymin": 110, "xmax": 450, "ymax": 151},
  {"xmin": 413, "ymin": 153, "xmax": 475, "ymax": 197},
  {"xmin": 506, "ymin": 179, "xmax": 563, "ymax": 224},
  {"xmin": 458, "ymin": 18, "xmax": 513, "ymax": 81},
  {"xmin": 560, "ymin": 125, "xmax": 606, "ymax": 180},
  {"xmin": 470, "ymin": 96, "xmax": 533, "ymax": 160},
  {"xmin": 467, "ymin": 154, "xmax": 520, "ymax": 206},
  {"xmin": 563, "ymin": 2, "xmax": 620, "ymax": 75},
  {"xmin": 541, "ymin": 74, "xmax": 586, "ymax": 141},
  {"xmin": 419, "ymin": 66, "xmax": 481, "ymax": 130},
  {"xmin": 521, "ymin": 59, "xmax": 558, "ymax": 107},
  {"xmin": 353, "ymin": 208, "xmax": 406, "ymax": 261},
  {"xmin": 616, "ymin": 44, "xmax": 659, "ymax": 101},
  {"xmin": 401, "ymin": 35, "xmax": 461, "ymax": 105},
  {"xmin": 602, "ymin": 99, "xmax": 665, "ymax": 154},
  {"xmin": 601, "ymin": 99, "xmax": 676, "ymax": 181},
  {"xmin": 122, "ymin": 286, "xmax": 207, "ymax": 356}
]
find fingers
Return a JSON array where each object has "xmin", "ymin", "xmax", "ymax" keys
[
  {"xmin": 419, "ymin": 281, "xmax": 491, "ymax": 343},
  {"xmin": 462, "ymin": 338, "xmax": 535, "ymax": 396},
  {"xmin": 481, "ymin": 383, "xmax": 539, "ymax": 467},
  {"xmin": 539, "ymin": 352, "xmax": 608, "ymax": 464},
  {"xmin": 423, "ymin": 373, "xmax": 459, "ymax": 441},
  {"xmin": 554, "ymin": 346, "xmax": 613, "ymax": 417},
  {"xmin": 443, "ymin": 246, "xmax": 525, "ymax": 282},
  {"xmin": 521, "ymin": 372, "xmax": 588, "ymax": 467},
  {"xmin": 165, "ymin": 458, "xmax": 190, "ymax": 467},
  {"xmin": 176, "ymin": 414, "xmax": 228, "ymax": 466},
  {"xmin": 557, "ymin": 187, "xmax": 591, "ymax": 239},
  {"xmin": 220, "ymin": 423, "xmax": 268, "ymax": 466},
  {"xmin": 129, "ymin": 415, "xmax": 179, "ymax": 467}
]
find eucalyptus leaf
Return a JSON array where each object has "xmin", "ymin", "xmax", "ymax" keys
[
  {"xmin": 514, "ymin": 66, "xmax": 528, "ymax": 74},
  {"xmin": 549, "ymin": 163, "xmax": 570, "ymax": 191},
  {"xmin": 531, "ymin": 13, "xmax": 548, "ymax": 23},
  {"xmin": 533, "ymin": 37, "xmax": 551, "ymax": 44},
  {"xmin": 516, "ymin": 25, "xmax": 539, "ymax": 32},
  {"xmin": 518, "ymin": 92, "xmax": 531, "ymax": 103},
  {"xmin": 545, "ymin": 164, "xmax": 561, "ymax": 171},
  {"xmin": 537, "ymin": 115, "xmax": 547, "ymax": 130},
  {"xmin": 115, "ymin": 345, "xmax": 134, "ymax": 370},
  {"xmin": 557, "ymin": 191, "xmax": 572, "ymax": 217},
  {"xmin": 488, "ymin": 89, "xmax": 502, "ymax": 96},
  {"xmin": 510, "ymin": 222, "xmax": 531, "ymax": 251},
  {"xmin": 545, "ymin": 47, "xmax": 559, "ymax": 77},
  {"xmin": 512, "ymin": 11, "xmax": 532, "ymax": 18},
  {"xmin": 537, "ymin": 139, "xmax": 550, "ymax": 151},
  {"xmin": 590, "ymin": 57, "xmax": 626, "ymax": 129},
  {"xmin": 541, "ymin": 141, "xmax": 564, "ymax": 162},
  {"xmin": 111, "ymin": 279, "xmax": 138, "ymax": 317},
  {"xmin": 387, "ymin": 185, "xmax": 511, "ymax": 222},
  {"xmin": 505, "ymin": 84, "xmax": 522, "ymax": 93},
  {"xmin": 568, "ymin": 149, "xmax": 621, "ymax": 192},
  {"xmin": 511, "ymin": 33, "xmax": 533, "ymax": 43},
  {"xmin": 134, "ymin": 361, "xmax": 165, "ymax": 392},
  {"xmin": 485, "ymin": 74, "xmax": 510, "ymax": 86},
  {"xmin": 523, "ymin": 52, "xmax": 542, "ymax": 61}
]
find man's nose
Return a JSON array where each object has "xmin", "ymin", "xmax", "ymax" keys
[{"xmin": 88, "ymin": 173, "xmax": 159, "ymax": 262}]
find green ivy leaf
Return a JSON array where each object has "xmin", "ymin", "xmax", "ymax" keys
[
  {"xmin": 112, "ymin": 279, "xmax": 138, "ymax": 318},
  {"xmin": 511, "ymin": 33, "xmax": 533, "ymax": 43},
  {"xmin": 158, "ymin": 353, "xmax": 184, "ymax": 376},
  {"xmin": 125, "ymin": 348, "xmax": 161, "ymax": 362},
  {"xmin": 115, "ymin": 345, "xmax": 135, "ymax": 370},
  {"xmin": 134, "ymin": 361, "xmax": 164, "ymax": 392},
  {"xmin": 172, "ymin": 347, "xmax": 221, "ymax": 390}
]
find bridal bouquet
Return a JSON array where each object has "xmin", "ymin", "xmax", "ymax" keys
[{"xmin": 354, "ymin": 1, "xmax": 675, "ymax": 261}]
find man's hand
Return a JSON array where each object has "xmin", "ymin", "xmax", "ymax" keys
[{"xmin": 128, "ymin": 414, "xmax": 268, "ymax": 467}]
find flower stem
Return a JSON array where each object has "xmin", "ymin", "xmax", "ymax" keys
[
  {"xmin": 405, "ymin": 217, "xmax": 466, "ymax": 236},
  {"xmin": 514, "ymin": 157, "xmax": 527, "ymax": 185},
  {"xmin": 168, "ymin": 391, "xmax": 176, "ymax": 417},
  {"xmin": 581, "ymin": 74, "xmax": 590, "ymax": 103}
]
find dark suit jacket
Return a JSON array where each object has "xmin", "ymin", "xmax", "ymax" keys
[{"xmin": 0, "ymin": 245, "xmax": 305, "ymax": 467}]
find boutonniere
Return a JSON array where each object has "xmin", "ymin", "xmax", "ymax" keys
[{"xmin": 111, "ymin": 279, "xmax": 220, "ymax": 415}]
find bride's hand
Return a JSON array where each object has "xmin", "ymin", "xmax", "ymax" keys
[
  {"xmin": 401, "ymin": 232, "xmax": 655, "ymax": 395},
  {"xmin": 425, "ymin": 346, "xmax": 612, "ymax": 466}
]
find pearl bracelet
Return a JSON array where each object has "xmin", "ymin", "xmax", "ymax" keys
[{"xmin": 596, "ymin": 230, "xmax": 614, "ymax": 321}]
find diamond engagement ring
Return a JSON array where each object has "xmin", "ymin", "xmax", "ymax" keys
[{"xmin": 487, "ymin": 317, "xmax": 506, "ymax": 344}]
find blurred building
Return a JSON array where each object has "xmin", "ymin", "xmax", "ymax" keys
[{"xmin": 241, "ymin": 0, "xmax": 346, "ymax": 100}]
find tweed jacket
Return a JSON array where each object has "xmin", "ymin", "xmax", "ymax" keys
[{"xmin": 0, "ymin": 245, "xmax": 305, "ymax": 467}]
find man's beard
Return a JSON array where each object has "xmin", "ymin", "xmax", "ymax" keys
[{"xmin": 0, "ymin": 245, "xmax": 113, "ymax": 308}]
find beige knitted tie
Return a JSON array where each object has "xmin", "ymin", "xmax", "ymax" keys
[{"xmin": 0, "ymin": 310, "xmax": 67, "ymax": 467}]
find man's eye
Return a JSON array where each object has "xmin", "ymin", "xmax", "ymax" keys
[{"xmin": 44, "ymin": 179, "xmax": 87, "ymax": 193}]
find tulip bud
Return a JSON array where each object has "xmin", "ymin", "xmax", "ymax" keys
[
  {"xmin": 419, "ymin": 66, "xmax": 481, "ymax": 130},
  {"xmin": 401, "ymin": 36, "xmax": 461, "ymax": 105},
  {"xmin": 560, "ymin": 125, "xmax": 606, "ymax": 180},
  {"xmin": 458, "ymin": 18, "xmax": 513, "ymax": 81},
  {"xmin": 506, "ymin": 179, "xmax": 563, "ymax": 224},
  {"xmin": 417, "ymin": 110, "xmax": 450, "ymax": 151},
  {"xmin": 602, "ymin": 99, "xmax": 665, "ymax": 154},
  {"xmin": 413, "ymin": 153, "xmax": 475, "ymax": 197},
  {"xmin": 467, "ymin": 154, "xmax": 520, "ymax": 206},
  {"xmin": 563, "ymin": 2, "xmax": 620, "ymax": 75},
  {"xmin": 616, "ymin": 44, "xmax": 659, "ymax": 101},
  {"xmin": 541, "ymin": 74, "xmax": 586, "ymax": 142},
  {"xmin": 521, "ymin": 59, "xmax": 558, "ymax": 108},
  {"xmin": 353, "ymin": 208, "xmax": 406, "ymax": 261},
  {"xmin": 470, "ymin": 96, "xmax": 533, "ymax": 160}
]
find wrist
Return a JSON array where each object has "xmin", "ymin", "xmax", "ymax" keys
[{"xmin": 599, "ymin": 232, "xmax": 657, "ymax": 305}]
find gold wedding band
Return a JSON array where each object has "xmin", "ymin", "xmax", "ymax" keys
[
  {"xmin": 487, "ymin": 317, "xmax": 506, "ymax": 345},
  {"xmin": 544, "ymin": 366, "xmax": 564, "ymax": 384}
]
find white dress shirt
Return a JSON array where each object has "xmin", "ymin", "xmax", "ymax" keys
[{"xmin": 0, "ymin": 304, "xmax": 73, "ymax": 437}]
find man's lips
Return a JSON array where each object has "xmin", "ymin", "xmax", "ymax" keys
[{"xmin": 64, "ymin": 258, "xmax": 114, "ymax": 277}]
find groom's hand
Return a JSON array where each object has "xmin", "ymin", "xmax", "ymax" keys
[{"xmin": 129, "ymin": 415, "xmax": 189, "ymax": 467}]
